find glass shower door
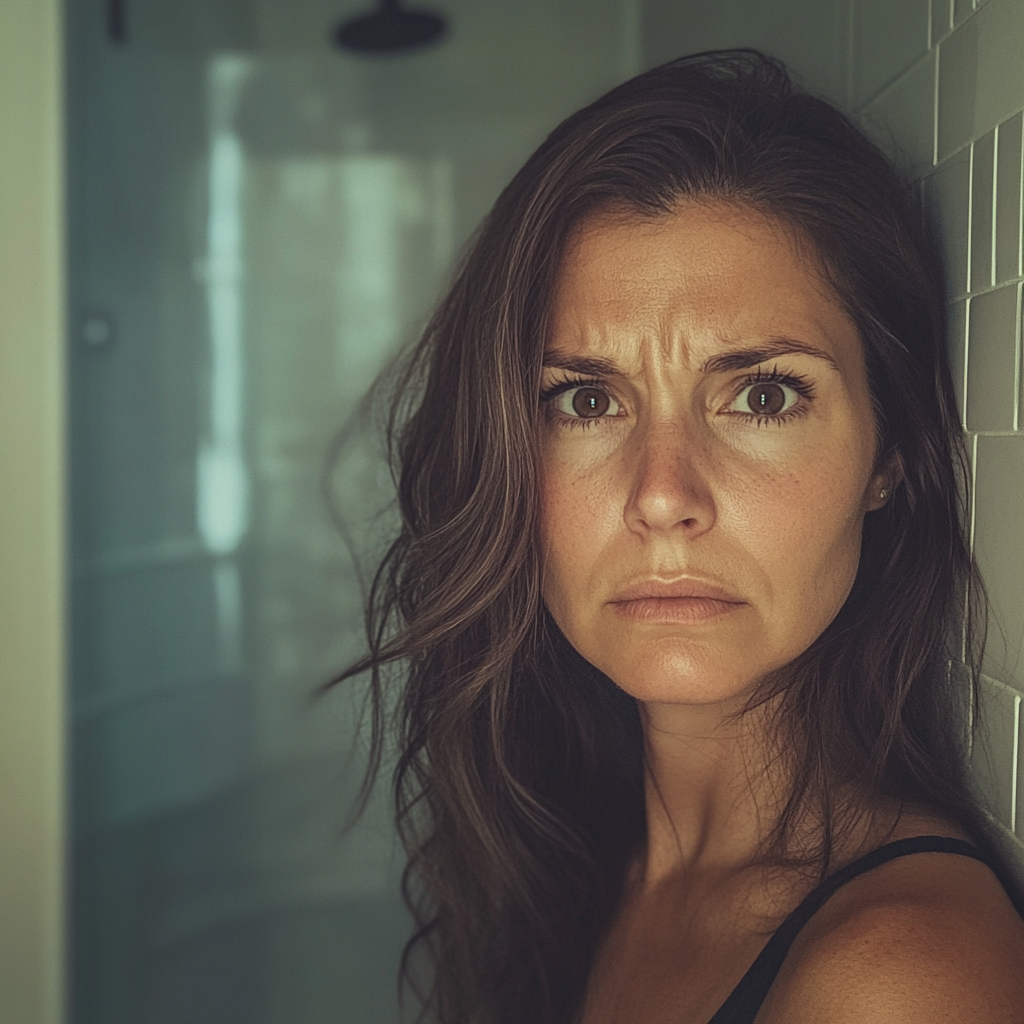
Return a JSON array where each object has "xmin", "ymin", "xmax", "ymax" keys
[{"xmin": 67, "ymin": 2, "xmax": 638, "ymax": 1021}]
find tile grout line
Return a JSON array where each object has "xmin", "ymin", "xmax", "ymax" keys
[
  {"xmin": 958, "ymin": 274, "xmax": 1024, "ymax": 301},
  {"xmin": 1015, "ymin": 282, "xmax": 1022, "ymax": 432},
  {"xmin": 968, "ymin": 431, "xmax": 978, "ymax": 561},
  {"xmin": 963, "ymin": 297, "xmax": 972, "ymax": 428},
  {"xmin": 933, "ymin": 33, "xmax": 940, "ymax": 168},
  {"xmin": 991, "ymin": 124, "xmax": 999, "ymax": 288},
  {"xmin": 967, "ymin": 141, "xmax": 975, "ymax": 301},
  {"xmin": 1010, "ymin": 691, "xmax": 1021, "ymax": 835},
  {"xmin": 1017, "ymin": 112, "xmax": 1024, "ymax": 281}
]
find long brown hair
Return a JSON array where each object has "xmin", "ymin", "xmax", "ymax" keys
[{"xmin": 332, "ymin": 50, "xmax": 988, "ymax": 1024}]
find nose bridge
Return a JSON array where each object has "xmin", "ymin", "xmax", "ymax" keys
[{"xmin": 625, "ymin": 407, "xmax": 714, "ymax": 534}]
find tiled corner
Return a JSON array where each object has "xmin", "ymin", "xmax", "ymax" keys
[
  {"xmin": 947, "ymin": 298, "xmax": 968, "ymax": 425},
  {"xmin": 966, "ymin": 283, "xmax": 1018, "ymax": 431},
  {"xmin": 852, "ymin": 0, "xmax": 930, "ymax": 105},
  {"xmin": 938, "ymin": 0, "xmax": 1024, "ymax": 161},
  {"xmin": 995, "ymin": 111, "xmax": 1023, "ymax": 284},
  {"xmin": 970, "ymin": 130, "xmax": 995, "ymax": 292},
  {"xmin": 859, "ymin": 50, "xmax": 936, "ymax": 176},
  {"xmin": 973, "ymin": 435, "xmax": 1024, "ymax": 691},
  {"xmin": 972, "ymin": 675, "xmax": 1021, "ymax": 831},
  {"xmin": 925, "ymin": 149, "xmax": 971, "ymax": 299}
]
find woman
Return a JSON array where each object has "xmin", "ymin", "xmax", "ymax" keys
[{"xmin": 337, "ymin": 51, "xmax": 1024, "ymax": 1023}]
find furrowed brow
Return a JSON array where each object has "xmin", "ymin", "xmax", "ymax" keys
[
  {"xmin": 541, "ymin": 352, "xmax": 623, "ymax": 377},
  {"xmin": 701, "ymin": 338, "xmax": 840, "ymax": 375}
]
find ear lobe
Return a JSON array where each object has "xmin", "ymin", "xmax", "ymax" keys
[{"xmin": 866, "ymin": 451, "xmax": 903, "ymax": 511}]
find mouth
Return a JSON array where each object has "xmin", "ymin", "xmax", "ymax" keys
[{"xmin": 608, "ymin": 577, "xmax": 746, "ymax": 624}]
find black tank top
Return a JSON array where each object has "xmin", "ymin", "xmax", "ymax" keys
[{"xmin": 705, "ymin": 835, "xmax": 999, "ymax": 1024}]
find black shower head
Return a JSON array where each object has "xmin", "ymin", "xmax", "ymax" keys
[{"xmin": 334, "ymin": 0, "xmax": 447, "ymax": 54}]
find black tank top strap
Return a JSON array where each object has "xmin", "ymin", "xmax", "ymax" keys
[{"xmin": 704, "ymin": 836, "xmax": 993, "ymax": 1024}]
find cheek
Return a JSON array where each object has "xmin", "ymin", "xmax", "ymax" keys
[
  {"xmin": 540, "ymin": 455, "xmax": 621, "ymax": 604},
  {"xmin": 724, "ymin": 451, "xmax": 868, "ymax": 614}
]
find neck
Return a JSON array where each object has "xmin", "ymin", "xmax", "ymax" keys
[{"xmin": 637, "ymin": 693, "xmax": 796, "ymax": 887}]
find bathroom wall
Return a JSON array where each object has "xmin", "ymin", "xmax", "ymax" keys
[
  {"xmin": 645, "ymin": 0, "xmax": 1024, "ymax": 852},
  {"xmin": 0, "ymin": 4, "xmax": 66, "ymax": 1024},
  {"xmin": 846, "ymin": 0, "xmax": 1024, "ymax": 847}
]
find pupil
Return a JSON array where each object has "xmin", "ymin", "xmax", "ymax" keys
[
  {"xmin": 572, "ymin": 387, "xmax": 610, "ymax": 418},
  {"xmin": 748, "ymin": 383, "xmax": 785, "ymax": 416}
]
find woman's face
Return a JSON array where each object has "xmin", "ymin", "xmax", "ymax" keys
[{"xmin": 540, "ymin": 201, "xmax": 890, "ymax": 707}]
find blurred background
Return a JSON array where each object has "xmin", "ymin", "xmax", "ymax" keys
[{"xmin": 3, "ymin": 0, "xmax": 1024, "ymax": 1022}]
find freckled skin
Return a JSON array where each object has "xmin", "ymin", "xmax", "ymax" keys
[{"xmin": 540, "ymin": 202, "xmax": 891, "ymax": 708}]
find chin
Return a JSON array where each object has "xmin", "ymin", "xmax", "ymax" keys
[{"xmin": 587, "ymin": 636, "xmax": 767, "ymax": 707}]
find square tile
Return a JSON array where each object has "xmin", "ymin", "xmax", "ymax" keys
[
  {"xmin": 938, "ymin": 16, "xmax": 980, "ymax": 160},
  {"xmin": 860, "ymin": 50, "xmax": 936, "ymax": 176},
  {"xmin": 971, "ymin": 130, "xmax": 996, "ymax": 292},
  {"xmin": 996, "ymin": 111, "xmax": 1023, "ymax": 284},
  {"xmin": 973, "ymin": 435, "xmax": 1024, "ymax": 690},
  {"xmin": 853, "ymin": 0, "xmax": 931, "ymax": 105},
  {"xmin": 971, "ymin": 675, "xmax": 1021, "ymax": 831},
  {"xmin": 954, "ymin": 0, "xmax": 975, "ymax": 25},
  {"xmin": 932, "ymin": 0, "xmax": 953, "ymax": 44},
  {"xmin": 938, "ymin": 0, "xmax": 1024, "ymax": 160},
  {"xmin": 948, "ymin": 298, "xmax": 969, "ymax": 425},
  {"xmin": 925, "ymin": 149, "xmax": 972, "ymax": 299},
  {"xmin": 966, "ymin": 283, "xmax": 1018, "ymax": 430}
]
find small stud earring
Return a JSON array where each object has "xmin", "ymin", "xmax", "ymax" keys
[{"xmin": 879, "ymin": 488, "xmax": 888, "ymax": 500}]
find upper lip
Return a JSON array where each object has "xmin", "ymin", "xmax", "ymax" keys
[{"xmin": 610, "ymin": 577, "xmax": 745, "ymax": 604}]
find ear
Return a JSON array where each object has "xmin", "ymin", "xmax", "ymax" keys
[{"xmin": 865, "ymin": 450, "xmax": 904, "ymax": 512}]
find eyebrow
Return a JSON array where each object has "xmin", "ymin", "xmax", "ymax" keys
[
  {"xmin": 700, "ymin": 338, "xmax": 840, "ymax": 374},
  {"xmin": 542, "ymin": 338, "xmax": 840, "ymax": 377},
  {"xmin": 540, "ymin": 352, "xmax": 622, "ymax": 376}
]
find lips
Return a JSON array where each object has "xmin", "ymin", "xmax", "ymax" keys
[
  {"xmin": 608, "ymin": 577, "xmax": 746, "ymax": 624},
  {"xmin": 610, "ymin": 577, "xmax": 744, "ymax": 604}
]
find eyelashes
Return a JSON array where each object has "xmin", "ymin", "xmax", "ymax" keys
[
  {"xmin": 539, "ymin": 366, "xmax": 816, "ymax": 429},
  {"xmin": 729, "ymin": 366, "xmax": 815, "ymax": 426},
  {"xmin": 539, "ymin": 376, "xmax": 616, "ymax": 430}
]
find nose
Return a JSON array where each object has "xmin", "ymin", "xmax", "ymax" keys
[{"xmin": 623, "ymin": 417, "xmax": 716, "ymax": 536}]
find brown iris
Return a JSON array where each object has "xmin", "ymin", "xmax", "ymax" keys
[
  {"xmin": 572, "ymin": 387, "xmax": 611, "ymax": 417},
  {"xmin": 747, "ymin": 382, "xmax": 786, "ymax": 415}
]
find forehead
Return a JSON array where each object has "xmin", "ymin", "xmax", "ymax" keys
[{"xmin": 547, "ymin": 201, "xmax": 858, "ymax": 372}]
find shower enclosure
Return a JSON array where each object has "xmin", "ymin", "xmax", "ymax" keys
[{"xmin": 66, "ymin": 1, "xmax": 639, "ymax": 1020}]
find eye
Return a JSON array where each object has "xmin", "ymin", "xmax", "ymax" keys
[
  {"xmin": 548, "ymin": 385, "xmax": 622, "ymax": 420},
  {"xmin": 727, "ymin": 376, "xmax": 807, "ymax": 420}
]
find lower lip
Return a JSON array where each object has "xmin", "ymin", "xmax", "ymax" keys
[{"xmin": 611, "ymin": 597, "xmax": 745, "ymax": 624}]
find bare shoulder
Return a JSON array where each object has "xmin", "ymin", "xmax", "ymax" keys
[{"xmin": 759, "ymin": 850, "xmax": 1024, "ymax": 1024}]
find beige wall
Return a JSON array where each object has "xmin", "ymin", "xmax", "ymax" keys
[{"xmin": 0, "ymin": 1, "xmax": 66, "ymax": 1023}]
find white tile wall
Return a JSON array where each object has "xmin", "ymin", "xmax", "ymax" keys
[
  {"xmin": 995, "ymin": 112, "xmax": 1023, "ymax": 285},
  {"xmin": 856, "ymin": 0, "xmax": 1024, "ymax": 839},
  {"xmin": 966, "ymin": 284, "xmax": 1018, "ymax": 431},
  {"xmin": 973, "ymin": 675, "xmax": 1020, "ymax": 831}
]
